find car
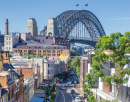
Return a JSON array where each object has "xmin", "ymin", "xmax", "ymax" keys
[
  {"xmin": 75, "ymin": 97, "xmax": 81, "ymax": 102},
  {"xmin": 59, "ymin": 79, "xmax": 63, "ymax": 83},
  {"xmin": 71, "ymin": 89, "xmax": 75, "ymax": 94},
  {"xmin": 73, "ymin": 93, "xmax": 79, "ymax": 98},
  {"xmin": 60, "ymin": 85, "xmax": 65, "ymax": 90},
  {"xmin": 67, "ymin": 78, "xmax": 70, "ymax": 81}
]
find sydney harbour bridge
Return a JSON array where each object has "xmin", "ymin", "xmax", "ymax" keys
[{"xmin": 41, "ymin": 10, "xmax": 106, "ymax": 47}]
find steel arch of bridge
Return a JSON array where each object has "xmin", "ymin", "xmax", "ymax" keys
[{"xmin": 55, "ymin": 10, "xmax": 106, "ymax": 41}]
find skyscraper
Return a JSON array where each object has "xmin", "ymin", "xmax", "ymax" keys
[{"xmin": 26, "ymin": 18, "xmax": 38, "ymax": 36}]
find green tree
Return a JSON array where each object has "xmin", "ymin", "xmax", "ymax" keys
[
  {"xmin": 23, "ymin": 54, "xmax": 27, "ymax": 58},
  {"xmin": 51, "ymin": 92, "xmax": 56, "ymax": 100},
  {"xmin": 70, "ymin": 57, "xmax": 80, "ymax": 76},
  {"xmin": 52, "ymin": 83, "xmax": 56, "ymax": 92},
  {"xmin": 84, "ymin": 32, "xmax": 130, "ymax": 101},
  {"xmin": 70, "ymin": 50, "xmax": 79, "ymax": 56},
  {"xmin": 49, "ymin": 99, "xmax": 54, "ymax": 102},
  {"xmin": 46, "ymin": 87, "xmax": 51, "ymax": 97}
]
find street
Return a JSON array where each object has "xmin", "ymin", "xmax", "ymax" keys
[
  {"xmin": 55, "ymin": 75, "xmax": 85, "ymax": 102},
  {"xmin": 55, "ymin": 86, "xmax": 74, "ymax": 102}
]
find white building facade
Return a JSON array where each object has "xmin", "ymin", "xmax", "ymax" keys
[{"xmin": 4, "ymin": 34, "xmax": 19, "ymax": 52}]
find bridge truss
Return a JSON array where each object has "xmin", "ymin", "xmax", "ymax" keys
[{"xmin": 55, "ymin": 10, "xmax": 106, "ymax": 42}]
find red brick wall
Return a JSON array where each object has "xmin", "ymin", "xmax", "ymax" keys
[
  {"xmin": 15, "ymin": 68, "xmax": 33, "ymax": 79},
  {"xmin": 103, "ymin": 82, "xmax": 112, "ymax": 94},
  {"xmin": 22, "ymin": 68, "xmax": 33, "ymax": 79}
]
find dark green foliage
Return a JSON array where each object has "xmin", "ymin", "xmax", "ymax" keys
[
  {"xmin": 70, "ymin": 50, "xmax": 79, "ymax": 56},
  {"xmin": 46, "ymin": 87, "xmax": 51, "ymax": 97}
]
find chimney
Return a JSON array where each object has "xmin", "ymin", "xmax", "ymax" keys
[
  {"xmin": 4, "ymin": 51, "xmax": 10, "ymax": 64},
  {"xmin": 20, "ymin": 66, "xmax": 23, "ymax": 76},
  {"xmin": 0, "ymin": 51, "xmax": 3, "ymax": 72},
  {"xmin": 5, "ymin": 19, "xmax": 8, "ymax": 35}
]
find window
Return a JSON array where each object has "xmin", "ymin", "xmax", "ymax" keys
[
  {"xmin": 48, "ymin": 70, "xmax": 53, "ymax": 74},
  {"xmin": 29, "ymin": 47, "xmax": 31, "ymax": 48},
  {"xmin": 44, "ymin": 46, "xmax": 47, "ymax": 49},
  {"xmin": 48, "ymin": 54, "xmax": 51, "ymax": 56},
  {"xmin": 47, "ymin": 50, "xmax": 51, "ymax": 53},
  {"xmin": 57, "ymin": 47, "xmax": 60, "ymax": 49},
  {"xmin": 48, "ymin": 47, "xmax": 50, "ymax": 49},
  {"xmin": 6, "ymin": 37, "xmax": 8, "ymax": 40},
  {"xmin": 25, "ymin": 47, "xmax": 27, "ymax": 48},
  {"xmin": 52, "ymin": 54, "xmax": 55, "ymax": 56},
  {"xmin": 35, "ymin": 47, "xmax": 37, "ymax": 49},
  {"xmin": 19, "ymin": 46, "xmax": 21, "ymax": 48},
  {"xmin": 6, "ymin": 42, "xmax": 8, "ymax": 45},
  {"xmin": 33, "ymin": 50, "xmax": 36, "ymax": 52},
  {"xmin": 52, "ymin": 50, "xmax": 55, "ymax": 53},
  {"xmin": 57, "ymin": 50, "xmax": 60, "ymax": 53},
  {"xmin": 48, "ymin": 64, "xmax": 50, "ymax": 67},
  {"xmin": 38, "ymin": 50, "xmax": 41, "ymax": 53},
  {"xmin": 54, "ymin": 47, "xmax": 56, "ymax": 49},
  {"xmin": 63, "ymin": 47, "xmax": 66, "ymax": 49},
  {"xmin": 38, "ymin": 47, "xmax": 41, "ymax": 49},
  {"xmin": 43, "ymin": 50, "xmax": 46, "ymax": 53},
  {"xmin": 9, "ymin": 42, "xmax": 10, "ymax": 45}
]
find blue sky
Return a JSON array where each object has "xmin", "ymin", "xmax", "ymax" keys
[{"xmin": 0, "ymin": 0, "xmax": 130, "ymax": 36}]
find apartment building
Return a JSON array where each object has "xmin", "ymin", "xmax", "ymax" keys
[
  {"xmin": 0, "ymin": 51, "xmax": 25, "ymax": 102},
  {"xmin": 80, "ymin": 56, "xmax": 88, "ymax": 87},
  {"xmin": 0, "ymin": 84, "xmax": 8, "ymax": 102}
]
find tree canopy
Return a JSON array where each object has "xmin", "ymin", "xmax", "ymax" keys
[
  {"xmin": 84, "ymin": 32, "xmax": 130, "ymax": 100},
  {"xmin": 70, "ymin": 57, "xmax": 80, "ymax": 76},
  {"xmin": 70, "ymin": 50, "xmax": 79, "ymax": 56}
]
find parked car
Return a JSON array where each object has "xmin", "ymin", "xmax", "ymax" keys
[
  {"xmin": 60, "ymin": 85, "xmax": 65, "ymax": 90},
  {"xmin": 75, "ymin": 97, "xmax": 81, "ymax": 102},
  {"xmin": 67, "ymin": 78, "xmax": 70, "ymax": 81},
  {"xmin": 71, "ymin": 89, "xmax": 75, "ymax": 94},
  {"xmin": 73, "ymin": 93, "xmax": 79, "ymax": 98},
  {"xmin": 59, "ymin": 79, "xmax": 63, "ymax": 83}
]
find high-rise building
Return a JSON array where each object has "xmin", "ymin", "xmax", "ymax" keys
[{"xmin": 26, "ymin": 18, "xmax": 38, "ymax": 36}]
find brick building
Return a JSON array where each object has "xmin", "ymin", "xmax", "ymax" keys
[
  {"xmin": 0, "ymin": 84, "xmax": 8, "ymax": 102},
  {"xmin": 80, "ymin": 56, "xmax": 88, "ymax": 87},
  {"xmin": 0, "ymin": 51, "xmax": 25, "ymax": 102},
  {"xmin": 13, "ymin": 43, "xmax": 69, "ymax": 57}
]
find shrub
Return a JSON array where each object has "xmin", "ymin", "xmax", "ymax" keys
[{"xmin": 49, "ymin": 99, "xmax": 54, "ymax": 102}]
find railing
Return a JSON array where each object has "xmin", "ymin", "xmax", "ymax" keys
[{"xmin": 68, "ymin": 37, "xmax": 98, "ymax": 41}]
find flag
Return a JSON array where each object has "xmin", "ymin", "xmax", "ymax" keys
[
  {"xmin": 85, "ymin": 4, "xmax": 88, "ymax": 6},
  {"xmin": 76, "ymin": 4, "xmax": 79, "ymax": 6}
]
